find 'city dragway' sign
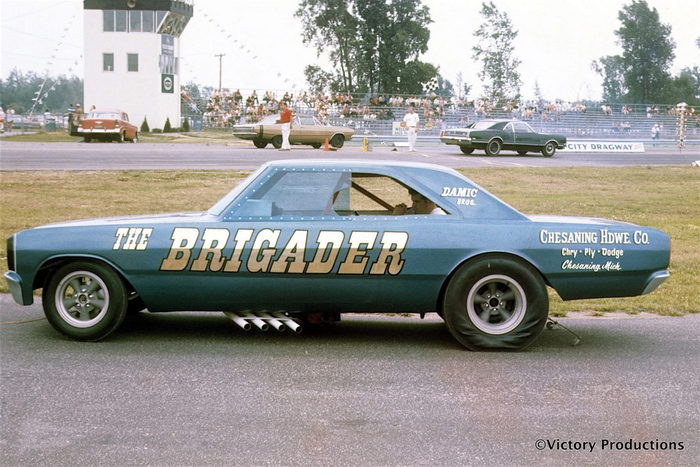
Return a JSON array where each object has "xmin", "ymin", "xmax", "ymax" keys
[{"xmin": 560, "ymin": 141, "xmax": 645, "ymax": 153}]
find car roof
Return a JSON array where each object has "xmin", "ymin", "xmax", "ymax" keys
[
  {"xmin": 87, "ymin": 109, "xmax": 125, "ymax": 114},
  {"xmin": 263, "ymin": 159, "xmax": 461, "ymax": 175}
]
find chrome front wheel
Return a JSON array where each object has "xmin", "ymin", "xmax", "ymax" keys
[
  {"xmin": 43, "ymin": 261, "xmax": 128, "ymax": 341},
  {"xmin": 55, "ymin": 271, "xmax": 110, "ymax": 328}
]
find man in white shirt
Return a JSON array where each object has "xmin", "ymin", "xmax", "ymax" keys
[{"xmin": 402, "ymin": 106, "xmax": 419, "ymax": 151}]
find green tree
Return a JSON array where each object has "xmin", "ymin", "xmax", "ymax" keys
[
  {"xmin": 592, "ymin": 55, "xmax": 626, "ymax": 103},
  {"xmin": 296, "ymin": 0, "xmax": 433, "ymax": 95},
  {"xmin": 303, "ymin": 65, "xmax": 336, "ymax": 95},
  {"xmin": 295, "ymin": 0, "xmax": 360, "ymax": 92},
  {"xmin": 0, "ymin": 68, "xmax": 83, "ymax": 114},
  {"xmin": 355, "ymin": 0, "xmax": 431, "ymax": 93},
  {"xmin": 472, "ymin": 2, "xmax": 521, "ymax": 105},
  {"xmin": 662, "ymin": 67, "xmax": 700, "ymax": 105},
  {"xmin": 615, "ymin": 0, "xmax": 675, "ymax": 102}
]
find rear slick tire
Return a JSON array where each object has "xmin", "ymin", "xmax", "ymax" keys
[{"xmin": 442, "ymin": 256, "xmax": 548, "ymax": 350}]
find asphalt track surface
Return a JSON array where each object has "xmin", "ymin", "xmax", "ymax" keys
[
  {"xmin": 1, "ymin": 140, "xmax": 699, "ymax": 170},
  {"xmin": 1, "ymin": 140, "xmax": 699, "ymax": 465},
  {"xmin": 1, "ymin": 296, "xmax": 698, "ymax": 465}
]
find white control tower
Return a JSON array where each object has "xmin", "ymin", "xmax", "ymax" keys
[{"xmin": 83, "ymin": 0, "xmax": 193, "ymax": 129}]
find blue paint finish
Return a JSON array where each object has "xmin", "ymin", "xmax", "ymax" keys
[{"xmin": 5, "ymin": 160, "xmax": 670, "ymax": 314}]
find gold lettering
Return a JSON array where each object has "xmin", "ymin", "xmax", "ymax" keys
[
  {"xmin": 191, "ymin": 228, "xmax": 230, "ymax": 272},
  {"xmin": 223, "ymin": 229, "xmax": 254, "ymax": 273},
  {"xmin": 339, "ymin": 231, "xmax": 377, "ymax": 275},
  {"xmin": 270, "ymin": 230, "xmax": 308, "ymax": 274},
  {"xmin": 247, "ymin": 229, "xmax": 280, "ymax": 273},
  {"xmin": 369, "ymin": 232, "xmax": 408, "ymax": 275},
  {"xmin": 307, "ymin": 231, "xmax": 344, "ymax": 274},
  {"xmin": 160, "ymin": 228, "xmax": 199, "ymax": 271}
]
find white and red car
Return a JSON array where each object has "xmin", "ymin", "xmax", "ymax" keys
[{"xmin": 78, "ymin": 109, "xmax": 139, "ymax": 143}]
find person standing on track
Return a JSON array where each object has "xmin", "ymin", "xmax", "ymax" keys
[
  {"xmin": 276, "ymin": 101, "xmax": 293, "ymax": 151},
  {"xmin": 402, "ymin": 105, "xmax": 419, "ymax": 152}
]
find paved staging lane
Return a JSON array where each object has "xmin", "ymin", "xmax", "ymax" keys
[
  {"xmin": 1, "ymin": 140, "xmax": 698, "ymax": 170},
  {"xmin": 1, "ymin": 295, "xmax": 698, "ymax": 465}
]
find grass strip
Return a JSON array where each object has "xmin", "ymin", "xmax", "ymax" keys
[{"xmin": 1, "ymin": 166, "xmax": 697, "ymax": 316}]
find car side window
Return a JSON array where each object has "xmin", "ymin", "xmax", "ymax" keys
[
  {"xmin": 504, "ymin": 123, "xmax": 514, "ymax": 132},
  {"xmin": 514, "ymin": 122, "xmax": 533, "ymax": 133},
  {"xmin": 232, "ymin": 170, "xmax": 345, "ymax": 217},
  {"xmin": 333, "ymin": 173, "xmax": 448, "ymax": 216}
]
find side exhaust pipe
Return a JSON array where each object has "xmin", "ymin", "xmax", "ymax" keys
[
  {"xmin": 224, "ymin": 312, "xmax": 251, "ymax": 331},
  {"xmin": 242, "ymin": 312, "xmax": 269, "ymax": 331},
  {"xmin": 273, "ymin": 312, "xmax": 303, "ymax": 334},
  {"xmin": 257, "ymin": 311, "xmax": 286, "ymax": 332},
  {"xmin": 222, "ymin": 311, "xmax": 303, "ymax": 334}
]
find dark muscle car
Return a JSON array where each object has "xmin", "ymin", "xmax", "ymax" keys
[{"xmin": 440, "ymin": 119, "xmax": 567, "ymax": 157}]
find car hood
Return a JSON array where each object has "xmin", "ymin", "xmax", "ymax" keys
[{"xmin": 34, "ymin": 211, "xmax": 211, "ymax": 229}]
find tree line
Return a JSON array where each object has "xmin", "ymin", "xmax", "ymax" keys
[
  {"xmin": 0, "ymin": 70, "xmax": 83, "ymax": 115},
  {"xmin": 1, "ymin": 0, "xmax": 697, "ymax": 114},
  {"xmin": 299, "ymin": 0, "xmax": 698, "ymax": 106},
  {"xmin": 592, "ymin": 0, "xmax": 699, "ymax": 105}
]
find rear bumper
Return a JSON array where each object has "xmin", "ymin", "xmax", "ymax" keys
[
  {"xmin": 440, "ymin": 136, "xmax": 473, "ymax": 146},
  {"xmin": 4, "ymin": 271, "xmax": 33, "ymax": 306},
  {"xmin": 78, "ymin": 128, "xmax": 120, "ymax": 134},
  {"xmin": 231, "ymin": 132, "xmax": 258, "ymax": 140}
]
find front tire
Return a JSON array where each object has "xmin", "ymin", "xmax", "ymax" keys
[
  {"xmin": 43, "ymin": 261, "xmax": 128, "ymax": 341},
  {"xmin": 116, "ymin": 131, "xmax": 125, "ymax": 143},
  {"xmin": 442, "ymin": 257, "xmax": 548, "ymax": 350},
  {"xmin": 485, "ymin": 139, "xmax": 502, "ymax": 156},
  {"xmin": 271, "ymin": 135, "xmax": 283, "ymax": 149},
  {"xmin": 541, "ymin": 141, "xmax": 556, "ymax": 157},
  {"xmin": 460, "ymin": 146, "xmax": 474, "ymax": 155}
]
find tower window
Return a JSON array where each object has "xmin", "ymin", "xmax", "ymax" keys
[
  {"xmin": 103, "ymin": 53, "xmax": 114, "ymax": 72},
  {"xmin": 115, "ymin": 10, "xmax": 127, "ymax": 32},
  {"xmin": 142, "ymin": 11, "xmax": 154, "ymax": 32},
  {"xmin": 129, "ymin": 11, "xmax": 141, "ymax": 32},
  {"xmin": 103, "ymin": 10, "xmax": 115, "ymax": 31},
  {"xmin": 128, "ymin": 53, "xmax": 139, "ymax": 72}
]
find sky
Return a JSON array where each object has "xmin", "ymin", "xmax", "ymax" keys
[{"xmin": 1, "ymin": 0, "xmax": 698, "ymax": 102}]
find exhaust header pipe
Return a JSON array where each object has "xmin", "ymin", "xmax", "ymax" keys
[
  {"xmin": 224, "ymin": 312, "xmax": 251, "ymax": 331},
  {"xmin": 224, "ymin": 311, "xmax": 302, "ymax": 334}
]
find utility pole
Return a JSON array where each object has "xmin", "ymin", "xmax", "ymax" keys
[{"xmin": 214, "ymin": 53, "xmax": 225, "ymax": 92}]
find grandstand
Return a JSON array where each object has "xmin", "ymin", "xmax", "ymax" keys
[{"xmin": 182, "ymin": 90, "xmax": 699, "ymax": 141}]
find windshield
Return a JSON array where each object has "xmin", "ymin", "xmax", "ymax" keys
[
  {"xmin": 208, "ymin": 166, "xmax": 267, "ymax": 215},
  {"xmin": 87, "ymin": 112, "xmax": 121, "ymax": 119},
  {"xmin": 471, "ymin": 120, "xmax": 499, "ymax": 130}
]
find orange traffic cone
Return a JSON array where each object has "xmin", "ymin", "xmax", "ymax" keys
[{"xmin": 323, "ymin": 137, "xmax": 330, "ymax": 151}]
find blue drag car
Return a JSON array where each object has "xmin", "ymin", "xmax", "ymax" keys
[{"xmin": 5, "ymin": 160, "xmax": 670, "ymax": 350}]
